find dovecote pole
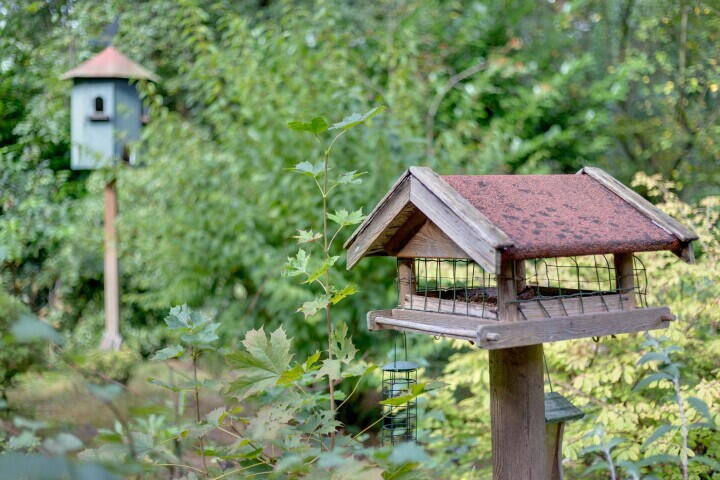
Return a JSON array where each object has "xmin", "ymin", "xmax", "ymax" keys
[{"xmin": 62, "ymin": 46, "xmax": 157, "ymax": 350}]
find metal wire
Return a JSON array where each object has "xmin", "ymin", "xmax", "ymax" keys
[{"xmin": 398, "ymin": 255, "xmax": 648, "ymax": 320}]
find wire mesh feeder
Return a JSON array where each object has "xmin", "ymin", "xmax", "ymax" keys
[
  {"xmin": 381, "ymin": 360, "xmax": 418, "ymax": 446},
  {"xmin": 397, "ymin": 255, "xmax": 647, "ymax": 321}
]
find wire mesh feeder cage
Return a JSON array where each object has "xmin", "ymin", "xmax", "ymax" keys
[
  {"xmin": 397, "ymin": 254, "xmax": 647, "ymax": 321},
  {"xmin": 381, "ymin": 360, "xmax": 418, "ymax": 446}
]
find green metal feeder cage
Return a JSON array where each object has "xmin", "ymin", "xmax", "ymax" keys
[{"xmin": 381, "ymin": 360, "xmax": 419, "ymax": 446}]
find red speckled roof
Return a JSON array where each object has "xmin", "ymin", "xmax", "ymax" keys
[
  {"xmin": 61, "ymin": 46, "xmax": 158, "ymax": 81},
  {"xmin": 442, "ymin": 174, "xmax": 681, "ymax": 259}
]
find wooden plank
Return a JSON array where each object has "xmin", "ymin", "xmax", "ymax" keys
[
  {"xmin": 368, "ymin": 309, "xmax": 494, "ymax": 341},
  {"xmin": 490, "ymin": 345, "xmax": 547, "ymax": 479},
  {"xmin": 367, "ymin": 309, "xmax": 394, "ymax": 331},
  {"xmin": 402, "ymin": 294, "xmax": 498, "ymax": 319},
  {"xmin": 517, "ymin": 293, "xmax": 632, "ymax": 320},
  {"xmin": 383, "ymin": 207, "xmax": 427, "ymax": 255},
  {"xmin": 345, "ymin": 175, "xmax": 411, "ymax": 269},
  {"xmin": 397, "ymin": 220, "xmax": 469, "ymax": 259},
  {"xmin": 409, "ymin": 166, "xmax": 513, "ymax": 247},
  {"xmin": 476, "ymin": 307, "xmax": 674, "ymax": 349},
  {"xmin": 673, "ymin": 241, "xmax": 695, "ymax": 264},
  {"xmin": 579, "ymin": 166, "xmax": 698, "ymax": 242},
  {"xmin": 497, "ymin": 259, "xmax": 519, "ymax": 322},
  {"xmin": 614, "ymin": 253, "xmax": 637, "ymax": 309},
  {"xmin": 391, "ymin": 308, "xmax": 498, "ymax": 325},
  {"xmin": 410, "ymin": 177, "xmax": 501, "ymax": 273}
]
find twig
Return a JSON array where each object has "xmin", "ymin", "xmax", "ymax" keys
[
  {"xmin": 425, "ymin": 60, "xmax": 487, "ymax": 159},
  {"xmin": 212, "ymin": 462, "xmax": 266, "ymax": 480},
  {"xmin": 153, "ymin": 463, "xmax": 206, "ymax": 475},
  {"xmin": 192, "ymin": 347, "xmax": 209, "ymax": 476}
]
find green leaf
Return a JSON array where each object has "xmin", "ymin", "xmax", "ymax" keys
[
  {"xmin": 328, "ymin": 106, "xmax": 385, "ymax": 131},
  {"xmin": 11, "ymin": 314, "xmax": 63, "ymax": 345},
  {"xmin": 305, "ymin": 256, "xmax": 339, "ymax": 284},
  {"xmin": 297, "ymin": 295, "xmax": 329, "ymax": 319},
  {"xmin": 634, "ymin": 372, "xmax": 673, "ymax": 391},
  {"xmin": 43, "ymin": 433, "xmax": 83, "ymax": 455},
  {"xmin": 293, "ymin": 229, "xmax": 322, "ymax": 244},
  {"xmin": 247, "ymin": 404, "xmax": 295, "ymax": 442},
  {"xmin": 151, "ymin": 345, "xmax": 184, "ymax": 361},
  {"xmin": 277, "ymin": 364, "xmax": 304, "ymax": 386},
  {"xmin": 689, "ymin": 455, "xmax": 720, "ymax": 470},
  {"xmin": 328, "ymin": 208, "xmax": 365, "ymax": 227},
  {"xmin": 329, "ymin": 284, "xmax": 358, "ymax": 304},
  {"xmin": 317, "ymin": 359, "xmax": 341, "ymax": 381},
  {"xmin": 380, "ymin": 383, "xmax": 426, "ymax": 406},
  {"xmin": 304, "ymin": 351, "xmax": 321, "ymax": 371},
  {"xmin": 288, "ymin": 116, "xmax": 328, "ymax": 134},
  {"xmin": 227, "ymin": 327, "xmax": 293, "ymax": 399},
  {"xmin": 636, "ymin": 454, "xmax": 679, "ymax": 467},
  {"xmin": 388, "ymin": 442, "xmax": 429, "ymax": 465},
  {"xmin": 330, "ymin": 322, "xmax": 357, "ymax": 363},
  {"xmin": 687, "ymin": 397, "xmax": 715, "ymax": 426},
  {"xmin": 284, "ymin": 249, "xmax": 310, "ymax": 277},
  {"xmin": 336, "ymin": 170, "xmax": 365, "ymax": 185},
  {"xmin": 638, "ymin": 351, "xmax": 670, "ymax": 365},
  {"xmin": 642, "ymin": 424, "xmax": 675, "ymax": 447},
  {"xmin": 292, "ymin": 161, "xmax": 324, "ymax": 177},
  {"xmin": 86, "ymin": 383, "xmax": 123, "ymax": 402}
]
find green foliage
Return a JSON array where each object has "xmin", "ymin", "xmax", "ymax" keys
[
  {"xmin": 0, "ymin": 285, "xmax": 51, "ymax": 400},
  {"xmin": 8, "ymin": 0, "xmax": 720, "ymax": 360},
  {"xmin": 73, "ymin": 347, "xmax": 140, "ymax": 385}
]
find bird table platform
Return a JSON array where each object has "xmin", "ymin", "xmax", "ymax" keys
[{"xmin": 344, "ymin": 166, "xmax": 697, "ymax": 480}]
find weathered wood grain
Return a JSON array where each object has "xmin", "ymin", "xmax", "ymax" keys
[
  {"xmin": 368, "ymin": 309, "xmax": 495, "ymax": 341},
  {"xmin": 517, "ymin": 293, "xmax": 632, "ymax": 319},
  {"xmin": 476, "ymin": 307, "xmax": 674, "ymax": 349},
  {"xmin": 579, "ymin": 166, "xmax": 698, "ymax": 243},
  {"xmin": 496, "ymin": 258, "xmax": 519, "ymax": 322},
  {"xmin": 614, "ymin": 252, "xmax": 637, "ymax": 310},
  {"xmin": 490, "ymin": 345, "xmax": 547, "ymax": 480},
  {"xmin": 397, "ymin": 220, "xmax": 469, "ymax": 259},
  {"xmin": 346, "ymin": 175, "xmax": 411, "ymax": 269},
  {"xmin": 401, "ymin": 294, "xmax": 498, "ymax": 319}
]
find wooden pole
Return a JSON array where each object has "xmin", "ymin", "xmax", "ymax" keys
[
  {"xmin": 100, "ymin": 179, "xmax": 122, "ymax": 350},
  {"xmin": 613, "ymin": 252, "xmax": 636, "ymax": 309},
  {"xmin": 397, "ymin": 258, "xmax": 414, "ymax": 307},
  {"xmin": 491, "ymin": 258, "xmax": 547, "ymax": 479}
]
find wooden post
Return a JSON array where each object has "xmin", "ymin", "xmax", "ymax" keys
[
  {"xmin": 613, "ymin": 252, "xmax": 636, "ymax": 309},
  {"xmin": 397, "ymin": 258, "xmax": 414, "ymax": 308},
  {"xmin": 490, "ymin": 258, "xmax": 547, "ymax": 479},
  {"xmin": 100, "ymin": 179, "xmax": 122, "ymax": 350}
]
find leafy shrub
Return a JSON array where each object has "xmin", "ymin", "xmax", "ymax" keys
[
  {"xmin": 0, "ymin": 285, "xmax": 47, "ymax": 403},
  {"xmin": 71, "ymin": 347, "xmax": 140, "ymax": 385}
]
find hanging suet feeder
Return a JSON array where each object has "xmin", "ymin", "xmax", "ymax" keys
[
  {"xmin": 545, "ymin": 392, "xmax": 584, "ymax": 480},
  {"xmin": 381, "ymin": 360, "xmax": 418, "ymax": 446}
]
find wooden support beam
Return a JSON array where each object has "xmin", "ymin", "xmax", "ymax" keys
[
  {"xmin": 613, "ymin": 252, "xmax": 637, "ymax": 309},
  {"xmin": 497, "ymin": 258, "xmax": 520, "ymax": 322},
  {"xmin": 490, "ymin": 345, "xmax": 547, "ymax": 479},
  {"xmin": 397, "ymin": 258, "xmax": 414, "ymax": 308},
  {"xmin": 476, "ymin": 307, "xmax": 674, "ymax": 349}
]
